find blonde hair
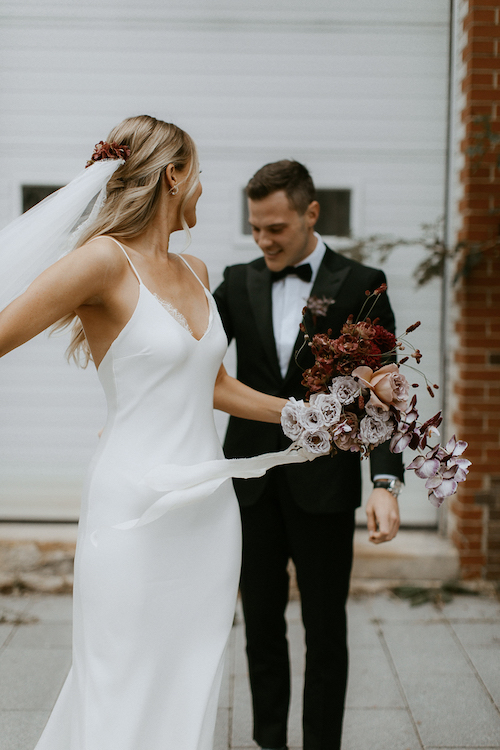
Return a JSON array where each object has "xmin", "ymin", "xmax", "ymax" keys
[{"xmin": 54, "ymin": 115, "xmax": 199, "ymax": 366}]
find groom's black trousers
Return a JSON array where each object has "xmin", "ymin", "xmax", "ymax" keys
[{"xmin": 238, "ymin": 467, "xmax": 355, "ymax": 750}]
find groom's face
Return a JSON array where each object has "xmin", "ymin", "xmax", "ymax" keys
[{"xmin": 248, "ymin": 190, "xmax": 319, "ymax": 272}]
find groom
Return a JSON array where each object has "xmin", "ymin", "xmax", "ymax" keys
[{"xmin": 213, "ymin": 160, "xmax": 404, "ymax": 750}]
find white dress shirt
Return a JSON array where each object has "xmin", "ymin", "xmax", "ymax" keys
[{"xmin": 272, "ymin": 233, "xmax": 326, "ymax": 378}]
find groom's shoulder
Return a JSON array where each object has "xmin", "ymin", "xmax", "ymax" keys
[
  {"xmin": 324, "ymin": 245, "xmax": 386, "ymax": 280},
  {"xmin": 222, "ymin": 255, "xmax": 267, "ymax": 280}
]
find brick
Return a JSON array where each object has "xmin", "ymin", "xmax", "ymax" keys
[
  {"xmin": 467, "ymin": 24, "xmax": 500, "ymax": 38},
  {"xmin": 454, "ymin": 320, "xmax": 487, "ymax": 334},
  {"xmin": 459, "ymin": 338, "xmax": 497, "ymax": 349},
  {"xmin": 453, "ymin": 387, "xmax": 487, "ymax": 402},
  {"xmin": 466, "ymin": 57, "xmax": 500, "ymax": 69},
  {"xmin": 462, "ymin": 72, "xmax": 496, "ymax": 89},
  {"xmin": 457, "ymin": 531, "xmax": 485, "ymax": 543},
  {"xmin": 460, "ymin": 181, "xmax": 499, "ymax": 195},
  {"xmin": 461, "ymin": 568, "xmax": 483, "ymax": 580},
  {"xmin": 451, "ymin": 505, "xmax": 484, "ymax": 521},
  {"xmin": 461, "ymin": 497, "xmax": 487, "ymax": 513},
  {"xmin": 485, "ymin": 555, "xmax": 500, "ymax": 565},
  {"xmin": 461, "ymin": 105, "xmax": 496, "ymax": 122},
  {"xmin": 462, "ymin": 539, "xmax": 484, "ymax": 551},
  {"xmin": 459, "ymin": 229, "xmax": 492, "ymax": 243},
  {"xmin": 467, "ymin": 9, "xmax": 497, "ymax": 24},
  {"xmin": 459, "ymin": 174, "xmax": 499, "ymax": 188},
  {"xmin": 463, "ymin": 39, "xmax": 496, "ymax": 56},
  {"xmin": 458, "ymin": 554, "xmax": 487, "ymax": 566},
  {"xmin": 470, "ymin": 88, "xmax": 500, "ymax": 102},
  {"xmin": 459, "ymin": 368, "xmax": 500, "ymax": 380},
  {"xmin": 455, "ymin": 354, "xmax": 487, "ymax": 367},
  {"xmin": 459, "ymin": 196, "xmax": 492, "ymax": 211},
  {"xmin": 461, "ymin": 433, "xmax": 499, "ymax": 445},
  {"xmin": 452, "ymin": 495, "xmax": 482, "ymax": 510},
  {"xmin": 454, "ymin": 414, "xmax": 485, "ymax": 427},
  {"xmin": 458, "ymin": 478, "xmax": 484, "ymax": 491},
  {"xmin": 472, "ymin": 463, "xmax": 500, "ymax": 474},
  {"xmin": 461, "ymin": 279, "xmax": 499, "ymax": 294}
]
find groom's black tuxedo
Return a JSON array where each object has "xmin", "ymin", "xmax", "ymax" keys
[
  {"xmin": 215, "ymin": 246, "xmax": 403, "ymax": 508},
  {"xmin": 214, "ymin": 246, "xmax": 403, "ymax": 750}
]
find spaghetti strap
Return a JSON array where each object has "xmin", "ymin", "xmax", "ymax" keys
[
  {"xmin": 105, "ymin": 236, "xmax": 143, "ymax": 285},
  {"xmin": 178, "ymin": 255, "xmax": 207, "ymax": 291}
]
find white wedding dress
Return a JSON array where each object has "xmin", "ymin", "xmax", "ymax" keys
[
  {"xmin": 34, "ymin": 240, "xmax": 240, "ymax": 750},
  {"xmin": 34, "ymin": 240, "xmax": 309, "ymax": 750}
]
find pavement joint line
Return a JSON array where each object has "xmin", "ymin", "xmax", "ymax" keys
[
  {"xmin": 445, "ymin": 616, "xmax": 500, "ymax": 718},
  {"xmin": 0, "ymin": 596, "xmax": 33, "ymax": 655},
  {"xmin": 344, "ymin": 705, "xmax": 408, "ymax": 711},
  {"xmin": 447, "ymin": 618, "xmax": 500, "ymax": 624},
  {"xmin": 368, "ymin": 603, "xmax": 425, "ymax": 750}
]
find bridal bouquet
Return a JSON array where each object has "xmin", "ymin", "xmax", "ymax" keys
[{"xmin": 280, "ymin": 286, "xmax": 470, "ymax": 507}]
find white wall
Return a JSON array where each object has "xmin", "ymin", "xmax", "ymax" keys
[{"xmin": 0, "ymin": 0, "xmax": 450, "ymax": 523}]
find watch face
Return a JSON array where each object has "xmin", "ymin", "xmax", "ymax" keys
[{"xmin": 374, "ymin": 479, "xmax": 401, "ymax": 496}]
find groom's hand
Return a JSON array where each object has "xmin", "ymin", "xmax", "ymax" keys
[{"xmin": 366, "ymin": 489, "xmax": 400, "ymax": 544}]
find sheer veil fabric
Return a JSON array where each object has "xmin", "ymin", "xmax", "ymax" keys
[{"xmin": 0, "ymin": 159, "xmax": 124, "ymax": 311}]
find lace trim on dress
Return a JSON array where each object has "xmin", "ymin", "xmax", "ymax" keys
[{"xmin": 152, "ymin": 293, "xmax": 194, "ymax": 336}]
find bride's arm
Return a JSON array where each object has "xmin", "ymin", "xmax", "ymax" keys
[
  {"xmin": 0, "ymin": 240, "xmax": 123, "ymax": 358},
  {"xmin": 185, "ymin": 258, "xmax": 287, "ymax": 424},
  {"xmin": 214, "ymin": 364, "xmax": 286, "ymax": 423}
]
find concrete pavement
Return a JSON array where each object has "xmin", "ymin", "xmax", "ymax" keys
[{"xmin": 0, "ymin": 591, "xmax": 499, "ymax": 750}]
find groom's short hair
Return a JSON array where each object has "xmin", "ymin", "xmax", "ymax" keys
[{"xmin": 245, "ymin": 159, "xmax": 316, "ymax": 215}]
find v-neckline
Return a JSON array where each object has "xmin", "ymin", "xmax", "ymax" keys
[{"xmin": 145, "ymin": 283, "xmax": 214, "ymax": 343}]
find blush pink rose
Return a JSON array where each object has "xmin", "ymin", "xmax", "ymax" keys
[{"xmin": 352, "ymin": 363, "xmax": 410, "ymax": 412}]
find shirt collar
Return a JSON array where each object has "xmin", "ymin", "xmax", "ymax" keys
[{"xmin": 293, "ymin": 232, "xmax": 326, "ymax": 283}]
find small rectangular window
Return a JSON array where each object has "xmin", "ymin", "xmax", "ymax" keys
[
  {"xmin": 241, "ymin": 188, "xmax": 351, "ymax": 237},
  {"xmin": 315, "ymin": 189, "xmax": 351, "ymax": 238},
  {"xmin": 22, "ymin": 185, "xmax": 62, "ymax": 213}
]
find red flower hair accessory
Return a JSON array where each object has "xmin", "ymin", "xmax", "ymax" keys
[{"xmin": 86, "ymin": 141, "xmax": 131, "ymax": 168}]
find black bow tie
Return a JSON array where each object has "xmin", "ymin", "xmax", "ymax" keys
[{"xmin": 271, "ymin": 263, "xmax": 312, "ymax": 283}]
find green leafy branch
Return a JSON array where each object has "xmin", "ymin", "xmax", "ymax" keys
[
  {"xmin": 337, "ymin": 116, "xmax": 500, "ymax": 286},
  {"xmin": 339, "ymin": 217, "xmax": 499, "ymax": 287},
  {"xmin": 467, "ymin": 114, "xmax": 500, "ymax": 173}
]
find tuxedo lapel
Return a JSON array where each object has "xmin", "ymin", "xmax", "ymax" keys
[
  {"xmin": 246, "ymin": 263, "xmax": 282, "ymax": 382},
  {"xmin": 282, "ymin": 249, "xmax": 352, "ymax": 386},
  {"xmin": 309, "ymin": 253, "xmax": 351, "ymax": 304}
]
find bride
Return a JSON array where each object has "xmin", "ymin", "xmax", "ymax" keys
[{"xmin": 0, "ymin": 115, "xmax": 309, "ymax": 750}]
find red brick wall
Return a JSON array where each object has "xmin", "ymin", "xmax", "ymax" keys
[{"xmin": 451, "ymin": 0, "xmax": 500, "ymax": 579}]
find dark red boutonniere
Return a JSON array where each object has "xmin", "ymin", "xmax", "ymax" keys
[
  {"xmin": 86, "ymin": 141, "xmax": 131, "ymax": 168},
  {"xmin": 303, "ymin": 295, "xmax": 335, "ymax": 326}
]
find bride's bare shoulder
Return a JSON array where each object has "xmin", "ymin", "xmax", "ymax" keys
[
  {"xmin": 183, "ymin": 254, "xmax": 209, "ymax": 287},
  {"xmin": 70, "ymin": 235, "xmax": 130, "ymax": 279}
]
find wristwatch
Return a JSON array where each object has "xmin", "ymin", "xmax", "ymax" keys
[{"xmin": 373, "ymin": 478, "xmax": 402, "ymax": 499}]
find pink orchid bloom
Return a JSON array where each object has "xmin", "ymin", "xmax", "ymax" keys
[{"xmin": 406, "ymin": 452, "xmax": 440, "ymax": 479}]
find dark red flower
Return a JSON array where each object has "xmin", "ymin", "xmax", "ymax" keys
[
  {"xmin": 86, "ymin": 140, "xmax": 131, "ymax": 168},
  {"xmin": 372, "ymin": 325, "xmax": 396, "ymax": 353}
]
